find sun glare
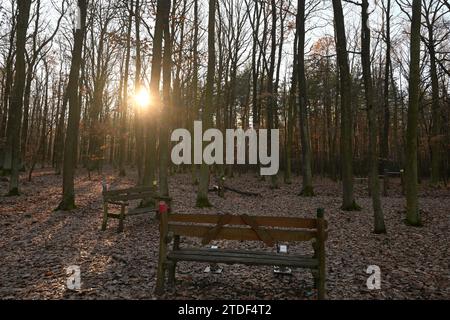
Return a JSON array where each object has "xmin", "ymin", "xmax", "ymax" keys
[{"xmin": 134, "ymin": 88, "xmax": 151, "ymax": 110}]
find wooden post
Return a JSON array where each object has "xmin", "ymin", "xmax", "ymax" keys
[
  {"xmin": 118, "ymin": 203, "xmax": 126, "ymax": 233},
  {"xmin": 155, "ymin": 201, "xmax": 169, "ymax": 294},
  {"xmin": 311, "ymin": 240, "xmax": 319, "ymax": 289},
  {"xmin": 383, "ymin": 169, "xmax": 389, "ymax": 196},
  {"xmin": 101, "ymin": 180, "xmax": 108, "ymax": 230},
  {"xmin": 101, "ymin": 202, "xmax": 108, "ymax": 231},
  {"xmin": 316, "ymin": 208, "xmax": 326, "ymax": 300},
  {"xmin": 400, "ymin": 169, "xmax": 405, "ymax": 195},
  {"xmin": 168, "ymin": 235, "xmax": 180, "ymax": 286},
  {"xmin": 218, "ymin": 175, "xmax": 225, "ymax": 198}
]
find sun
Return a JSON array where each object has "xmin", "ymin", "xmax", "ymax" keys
[{"xmin": 134, "ymin": 88, "xmax": 151, "ymax": 110}]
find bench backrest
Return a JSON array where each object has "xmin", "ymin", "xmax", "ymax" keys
[
  {"xmin": 102, "ymin": 186, "xmax": 157, "ymax": 202},
  {"xmin": 159, "ymin": 209, "xmax": 327, "ymax": 247}
]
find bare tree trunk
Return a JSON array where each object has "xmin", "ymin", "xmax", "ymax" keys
[
  {"xmin": 118, "ymin": 2, "xmax": 134, "ymax": 177},
  {"xmin": 143, "ymin": 0, "xmax": 165, "ymax": 192},
  {"xmin": 0, "ymin": 13, "xmax": 16, "ymax": 170},
  {"xmin": 361, "ymin": 0, "xmax": 386, "ymax": 233},
  {"xmin": 159, "ymin": 0, "xmax": 172, "ymax": 197},
  {"xmin": 423, "ymin": 6, "xmax": 442, "ymax": 185},
  {"xmin": 286, "ymin": 27, "xmax": 298, "ymax": 185},
  {"xmin": 134, "ymin": 0, "xmax": 143, "ymax": 184},
  {"xmin": 250, "ymin": 1, "xmax": 261, "ymax": 130},
  {"xmin": 54, "ymin": 90, "xmax": 68, "ymax": 175},
  {"xmin": 298, "ymin": 0, "xmax": 314, "ymax": 196},
  {"xmin": 55, "ymin": 0, "xmax": 87, "ymax": 210},
  {"xmin": 40, "ymin": 60, "xmax": 50, "ymax": 167},
  {"xmin": 266, "ymin": 0, "xmax": 278, "ymax": 189},
  {"xmin": 332, "ymin": 0, "xmax": 360, "ymax": 210},
  {"xmin": 191, "ymin": 0, "xmax": 199, "ymax": 185},
  {"xmin": 196, "ymin": 0, "xmax": 216, "ymax": 207},
  {"xmin": 405, "ymin": 0, "xmax": 422, "ymax": 226},
  {"xmin": 381, "ymin": 0, "xmax": 391, "ymax": 168},
  {"xmin": 7, "ymin": 0, "xmax": 31, "ymax": 195}
]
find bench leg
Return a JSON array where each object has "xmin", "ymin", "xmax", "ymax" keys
[
  {"xmin": 167, "ymin": 261, "xmax": 177, "ymax": 287},
  {"xmin": 155, "ymin": 262, "xmax": 167, "ymax": 295},
  {"xmin": 383, "ymin": 174, "xmax": 389, "ymax": 197},
  {"xmin": 315, "ymin": 214, "xmax": 326, "ymax": 300},
  {"xmin": 118, "ymin": 204, "xmax": 125, "ymax": 233},
  {"xmin": 168, "ymin": 236, "xmax": 180, "ymax": 287},
  {"xmin": 311, "ymin": 270, "xmax": 319, "ymax": 289},
  {"xmin": 311, "ymin": 241, "xmax": 319, "ymax": 289},
  {"xmin": 401, "ymin": 172, "xmax": 405, "ymax": 195},
  {"xmin": 318, "ymin": 273, "xmax": 325, "ymax": 300},
  {"xmin": 101, "ymin": 203, "xmax": 108, "ymax": 231},
  {"xmin": 317, "ymin": 263, "xmax": 326, "ymax": 300}
]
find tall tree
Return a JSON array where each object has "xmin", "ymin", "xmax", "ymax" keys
[
  {"xmin": 191, "ymin": 0, "xmax": 199, "ymax": 185},
  {"xmin": 134, "ymin": 0, "xmax": 144, "ymax": 184},
  {"xmin": 297, "ymin": 0, "xmax": 314, "ymax": 196},
  {"xmin": 118, "ymin": 0, "xmax": 134, "ymax": 177},
  {"xmin": 266, "ymin": 0, "xmax": 278, "ymax": 189},
  {"xmin": 422, "ymin": 0, "xmax": 444, "ymax": 185},
  {"xmin": 332, "ymin": 0, "xmax": 360, "ymax": 210},
  {"xmin": 0, "ymin": 4, "xmax": 16, "ymax": 143},
  {"xmin": 286, "ymin": 26, "xmax": 298, "ymax": 185},
  {"xmin": 143, "ymin": 0, "xmax": 166, "ymax": 191},
  {"xmin": 20, "ymin": 0, "xmax": 63, "ymax": 162},
  {"xmin": 87, "ymin": 2, "xmax": 114, "ymax": 175},
  {"xmin": 361, "ymin": 0, "xmax": 386, "ymax": 233},
  {"xmin": 196, "ymin": 0, "xmax": 216, "ymax": 207},
  {"xmin": 405, "ymin": 0, "xmax": 422, "ymax": 225},
  {"xmin": 159, "ymin": 0, "xmax": 172, "ymax": 197},
  {"xmin": 56, "ymin": 0, "xmax": 87, "ymax": 210},
  {"xmin": 381, "ymin": 0, "xmax": 391, "ymax": 167},
  {"xmin": 7, "ymin": 0, "xmax": 32, "ymax": 195}
]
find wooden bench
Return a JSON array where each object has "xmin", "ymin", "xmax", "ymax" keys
[
  {"xmin": 382, "ymin": 169, "xmax": 405, "ymax": 196},
  {"xmin": 155, "ymin": 207, "xmax": 328, "ymax": 299},
  {"xmin": 101, "ymin": 184, "xmax": 171, "ymax": 232},
  {"xmin": 356, "ymin": 169, "xmax": 405, "ymax": 197}
]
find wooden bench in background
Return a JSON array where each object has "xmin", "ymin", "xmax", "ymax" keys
[
  {"xmin": 155, "ymin": 207, "xmax": 328, "ymax": 299},
  {"xmin": 101, "ymin": 184, "xmax": 171, "ymax": 232},
  {"xmin": 355, "ymin": 169, "xmax": 405, "ymax": 197},
  {"xmin": 382, "ymin": 169, "xmax": 405, "ymax": 196}
]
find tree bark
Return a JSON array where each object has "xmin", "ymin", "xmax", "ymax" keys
[
  {"xmin": 332, "ymin": 0, "xmax": 360, "ymax": 210},
  {"xmin": 361, "ymin": 0, "xmax": 386, "ymax": 233},
  {"xmin": 159, "ymin": 0, "xmax": 172, "ymax": 197},
  {"xmin": 0, "ymin": 12, "xmax": 16, "ymax": 169},
  {"xmin": 191, "ymin": 0, "xmax": 199, "ymax": 185},
  {"xmin": 196, "ymin": 0, "xmax": 216, "ymax": 207},
  {"xmin": 423, "ymin": 6, "xmax": 442, "ymax": 185},
  {"xmin": 56, "ymin": 0, "xmax": 87, "ymax": 210},
  {"xmin": 405, "ymin": 0, "xmax": 422, "ymax": 226},
  {"xmin": 134, "ymin": 0, "xmax": 144, "ymax": 184},
  {"xmin": 7, "ymin": 0, "xmax": 32, "ymax": 195},
  {"xmin": 266, "ymin": 0, "xmax": 278, "ymax": 189},
  {"xmin": 298, "ymin": 0, "xmax": 314, "ymax": 196},
  {"xmin": 118, "ymin": 2, "xmax": 134, "ymax": 177},
  {"xmin": 286, "ymin": 27, "xmax": 298, "ymax": 185},
  {"xmin": 381, "ymin": 0, "xmax": 391, "ymax": 167}
]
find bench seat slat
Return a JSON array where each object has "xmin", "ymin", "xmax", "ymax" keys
[
  {"xmin": 167, "ymin": 248, "xmax": 318, "ymax": 268},
  {"xmin": 127, "ymin": 207, "xmax": 156, "ymax": 216}
]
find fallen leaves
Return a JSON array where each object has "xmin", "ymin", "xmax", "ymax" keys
[{"xmin": 0, "ymin": 168, "xmax": 449, "ymax": 300}]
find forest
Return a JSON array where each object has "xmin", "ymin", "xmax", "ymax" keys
[{"xmin": 0, "ymin": 0, "xmax": 448, "ymax": 300}]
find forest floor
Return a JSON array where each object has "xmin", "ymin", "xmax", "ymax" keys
[{"xmin": 0, "ymin": 167, "xmax": 449, "ymax": 300}]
